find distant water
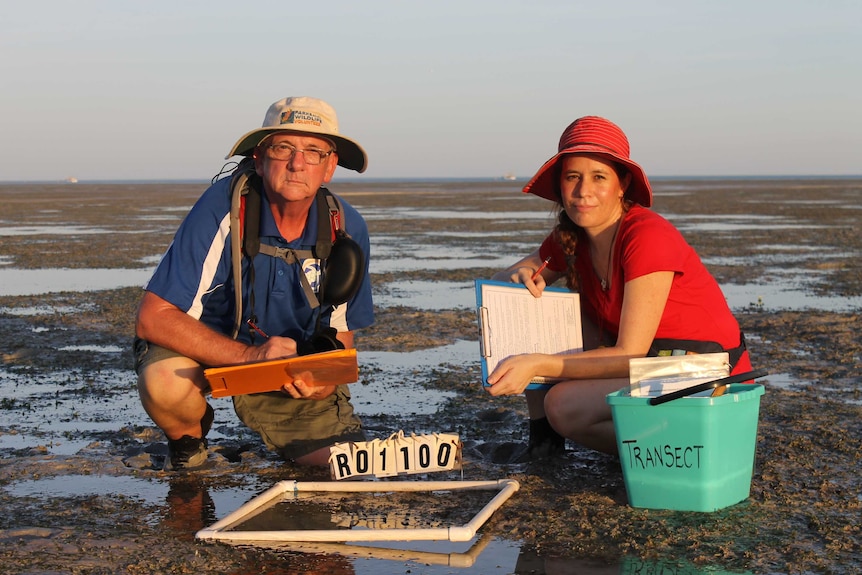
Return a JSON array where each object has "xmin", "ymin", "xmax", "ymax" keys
[
  {"xmin": 1, "ymin": 177, "xmax": 860, "ymax": 313},
  {"xmin": 3, "ymin": 174, "xmax": 860, "ymax": 185}
]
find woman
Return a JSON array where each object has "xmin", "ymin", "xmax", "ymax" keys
[{"xmin": 488, "ymin": 116, "xmax": 751, "ymax": 457}]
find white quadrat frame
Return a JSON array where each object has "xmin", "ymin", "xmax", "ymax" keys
[
  {"xmin": 196, "ymin": 479, "xmax": 520, "ymax": 544},
  {"xmin": 230, "ymin": 532, "xmax": 497, "ymax": 569}
]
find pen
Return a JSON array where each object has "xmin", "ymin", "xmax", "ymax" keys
[
  {"xmin": 246, "ymin": 319, "xmax": 269, "ymax": 339},
  {"xmin": 531, "ymin": 256, "xmax": 552, "ymax": 282}
]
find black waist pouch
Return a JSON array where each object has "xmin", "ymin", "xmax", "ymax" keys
[{"xmin": 648, "ymin": 331, "xmax": 747, "ymax": 369}]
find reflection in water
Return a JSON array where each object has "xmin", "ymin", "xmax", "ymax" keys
[
  {"xmin": 513, "ymin": 548, "xmax": 755, "ymax": 574},
  {"xmin": 162, "ymin": 480, "xmax": 755, "ymax": 574},
  {"xmin": 235, "ymin": 495, "xmax": 350, "ymax": 532},
  {"xmin": 618, "ymin": 555, "xmax": 753, "ymax": 575},
  {"xmin": 237, "ymin": 532, "xmax": 497, "ymax": 569},
  {"xmin": 161, "ymin": 477, "xmax": 216, "ymax": 541},
  {"xmin": 229, "ymin": 489, "xmax": 488, "ymax": 534},
  {"xmin": 194, "ymin": 480, "xmax": 523, "ymax": 573},
  {"xmin": 162, "ymin": 481, "xmax": 356, "ymax": 574},
  {"xmin": 515, "ymin": 545, "xmax": 618, "ymax": 574}
]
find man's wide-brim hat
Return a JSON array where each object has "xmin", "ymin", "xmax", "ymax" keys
[
  {"xmin": 522, "ymin": 116, "xmax": 652, "ymax": 207},
  {"xmin": 226, "ymin": 96, "xmax": 368, "ymax": 173}
]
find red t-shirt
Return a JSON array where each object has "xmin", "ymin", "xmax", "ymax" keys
[{"xmin": 540, "ymin": 205, "xmax": 751, "ymax": 373}]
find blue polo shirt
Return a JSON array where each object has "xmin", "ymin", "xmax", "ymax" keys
[{"xmin": 145, "ymin": 176, "xmax": 374, "ymax": 345}]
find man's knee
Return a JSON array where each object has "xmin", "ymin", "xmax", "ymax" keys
[{"xmin": 137, "ymin": 351, "xmax": 208, "ymax": 405}]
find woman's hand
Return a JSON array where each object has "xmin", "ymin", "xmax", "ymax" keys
[
  {"xmin": 491, "ymin": 250, "xmax": 553, "ymax": 298},
  {"xmin": 486, "ymin": 353, "xmax": 545, "ymax": 396}
]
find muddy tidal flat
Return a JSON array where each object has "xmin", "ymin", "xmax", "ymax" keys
[{"xmin": 0, "ymin": 177, "xmax": 860, "ymax": 575}]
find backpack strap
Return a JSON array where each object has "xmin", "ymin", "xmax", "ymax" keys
[
  {"xmin": 316, "ymin": 186, "xmax": 346, "ymax": 257},
  {"xmin": 257, "ymin": 242, "xmax": 321, "ymax": 310},
  {"xmin": 314, "ymin": 188, "xmax": 334, "ymax": 260},
  {"xmin": 229, "ymin": 158, "xmax": 256, "ymax": 339},
  {"xmin": 256, "ymin": 187, "xmax": 341, "ymax": 310}
]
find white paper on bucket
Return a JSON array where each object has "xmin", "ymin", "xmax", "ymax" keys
[{"xmin": 628, "ymin": 352, "xmax": 730, "ymax": 397}]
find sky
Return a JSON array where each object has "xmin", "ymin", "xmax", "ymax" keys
[{"xmin": 2, "ymin": 0, "xmax": 860, "ymax": 181}]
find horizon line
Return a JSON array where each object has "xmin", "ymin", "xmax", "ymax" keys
[{"xmin": 2, "ymin": 174, "xmax": 862, "ymax": 185}]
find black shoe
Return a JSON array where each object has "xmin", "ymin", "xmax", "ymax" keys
[
  {"xmin": 527, "ymin": 417, "xmax": 566, "ymax": 460},
  {"xmin": 164, "ymin": 436, "xmax": 208, "ymax": 471},
  {"xmin": 504, "ymin": 417, "xmax": 567, "ymax": 464},
  {"xmin": 163, "ymin": 404, "xmax": 214, "ymax": 471}
]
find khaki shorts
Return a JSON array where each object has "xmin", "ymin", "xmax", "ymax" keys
[
  {"xmin": 233, "ymin": 386, "xmax": 365, "ymax": 460},
  {"xmin": 133, "ymin": 338, "xmax": 365, "ymax": 460},
  {"xmin": 134, "ymin": 337, "xmax": 194, "ymax": 374}
]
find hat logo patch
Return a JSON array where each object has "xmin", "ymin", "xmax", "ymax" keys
[{"xmin": 280, "ymin": 109, "xmax": 323, "ymax": 127}]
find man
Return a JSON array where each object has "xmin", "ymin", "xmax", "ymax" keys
[{"xmin": 134, "ymin": 96, "xmax": 373, "ymax": 470}]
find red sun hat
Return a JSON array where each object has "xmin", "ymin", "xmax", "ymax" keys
[{"xmin": 522, "ymin": 116, "xmax": 652, "ymax": 207}]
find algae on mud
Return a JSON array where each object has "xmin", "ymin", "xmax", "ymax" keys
[{"xmin": 0, "ymin": 178, "xmax": 861, "ymax": 574}]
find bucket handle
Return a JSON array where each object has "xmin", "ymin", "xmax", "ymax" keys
[{"xmin": 648, "ymin": 368, "xmax": 769, "ymax": 406}]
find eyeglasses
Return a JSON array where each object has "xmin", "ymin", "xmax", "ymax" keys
[{"xmin": 264, "ymin": 142, "xmax": 334, "ymax": 165}]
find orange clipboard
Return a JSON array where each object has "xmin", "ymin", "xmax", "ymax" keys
[{"xmin": 204, "ymin": 348, "xmax": 359, "ymax": 398}]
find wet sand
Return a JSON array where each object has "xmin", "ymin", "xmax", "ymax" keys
[{"xmin": 0, "ymin": 178, "xmax": 860, "ymax": 574}]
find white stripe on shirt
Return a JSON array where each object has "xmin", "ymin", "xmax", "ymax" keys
[
  {"xmin": 188, "ymin": 212, "xmax": 231, "ymax": 320},
  {"xmin": 330, "ymin": 302, "xmax": 349, "ymax": 332}
]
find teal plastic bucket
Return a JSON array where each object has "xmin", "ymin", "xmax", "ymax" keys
[{"xmin": 606, "ymin": 384, "xmax": 765, "ymax": 512}]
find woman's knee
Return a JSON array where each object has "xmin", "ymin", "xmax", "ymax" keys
[
  {"xmin": 543, "ymin": 384, "xmax": 583, "ymax": 433},
  {"xmin": 543, "ymin": 380, "xmax": 617, "ymax": 435}
]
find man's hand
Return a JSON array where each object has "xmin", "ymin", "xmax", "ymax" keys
[
  {"xmin": 281, "ymin": 374, "xmax": 336, "ymax": 400},
  {"xmin": 243, "ymin": 337, "xmax": 341, "ymax": 400},
  {"xmin": 242, "ymin": 336, "xmax": 299, "ymax": 363}
]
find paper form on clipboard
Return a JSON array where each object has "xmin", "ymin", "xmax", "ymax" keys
[{"xmin": 475, "ymin": 280, "xmax": 583, "ymax": 390}]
